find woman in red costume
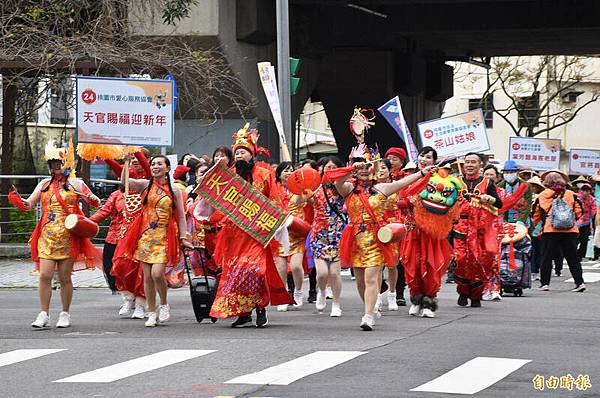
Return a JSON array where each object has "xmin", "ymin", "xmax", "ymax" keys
[
  {"xmin": 401, "ymin": 147, "xmax": 463, "ymax": 318},
  {"xmin": 481, "ymin": 165, "xmax": 509, "ymax": 301},
  {"xmin": 11, "ymin": 141, "xmax": 101, "ymax": 328},
  {"xmin": 273, "ymin": 161, "xmax": 308, "ymax": 311},
  {"xmin": 113, "ymin": 155, "xmax": 192, "ymax": 327},
  {"xmin": 374, "ymin": 159, "xmax": 400, "ymax": 312},
  {"xmin": 332, "ymin": 153, "xmax": 435, "ymax": 331},
  {"xmin": 207, "ymin": 124, "xmax": 293, "ymax": 328}
]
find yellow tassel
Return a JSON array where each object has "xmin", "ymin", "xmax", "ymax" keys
[{"xmin": 77, "ymin": 144, "xmax": 140, "ymax": 160}]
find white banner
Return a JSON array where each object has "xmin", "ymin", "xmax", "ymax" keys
[
  {"xmin": 257, "ymin": 62, "xmax": 286, "ymax": 145},
  {"xmin": 508, "ymin": 137, "xmax": 560, "ymax": 171},
  {"xmin": 569, "ymin": 148, "xmax": 600, "ymax": 176},
  {"xmin": 417, "ymin": 109, "xmax": 490, "ymax": 157},
  {"xmin": 76, "ymin": 76, "xmax": 174, "ymax": 147}
]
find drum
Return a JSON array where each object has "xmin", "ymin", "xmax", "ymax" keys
[
  {"xmin": 377, "ymin": 223, "xmax": 407, "ymax": 244},
  {"xmin": 65, "ymin": 214, "xmax": 99, "ymax": 238},
  {"xmin": 286, "ymin": 215, "xmax": 311, "ymax": 238},
  {"xmin": 501, "ymin": 223, "xmax": 528, "ymax": 244}
]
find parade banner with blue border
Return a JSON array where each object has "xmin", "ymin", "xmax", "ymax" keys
[
  {"xmin": 508, "ymin": 137, "xmax": 560, "ymax": 171},
  {"xmin": 417, "ymin": 109, "xmax": 490, "ymax": 157},
  {"xmin": 569, "ymin": 148, "xmax": 600, "ymax": 176},
  {"xmin": 76, "ymin": 76, "xmax": 174, "ymax": 147},
  {"xmin": 378, "ymin": 96, "xmax": 418, "ymax": 162}
]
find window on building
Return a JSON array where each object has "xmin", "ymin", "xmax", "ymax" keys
[
  {"xmin": 468, "ymin": 95, "xmax": 493, "ymax": 128},
  {"xmin": 517, "ymin": 92, "xmax": 540, "ymax": 129},
  {"xmin": 50, "ymin": 78, "xmax": 74, "ymax": 125}
]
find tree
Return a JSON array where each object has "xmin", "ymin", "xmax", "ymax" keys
[
  {"xmin": 463, "ymin": 56, "xmax": 600, "ymax": 137},
  {"xmin": 0, "ymin": 0, "xmax": 254, "ymax": 241}
]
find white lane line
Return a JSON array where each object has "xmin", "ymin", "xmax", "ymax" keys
[
  {"xmin": 0, "ymin": 349, "xmax": 66, "ymax": 368},
  {"xmin": 410, "ymin": 357, "xmax": 531, "ymax": 395},
  {"xmin": 566, "ymin": 272, "xmax": 600, "ymax": 283},
  {"xmin": 225, "ymin": 351, "xmax": 366, "ymax": 385},
  {"xmin": 54, "ymin": 349, "xmax": 216, "ymax": 383}
]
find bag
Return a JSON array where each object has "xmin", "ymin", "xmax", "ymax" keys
[
  {"xmin": 184, "ymin": 248, "xmax": 218, "ymax": 323},
  {"xmin": 549, "ymin": 195, "xmax": 576, "ymax": 229}
]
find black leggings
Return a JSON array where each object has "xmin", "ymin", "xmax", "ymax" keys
[{"xmin": 102, "ymin": 243, "xmax": 118, "ymax": 292}]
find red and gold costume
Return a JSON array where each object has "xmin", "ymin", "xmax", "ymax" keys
[
  {"xmin": 29, "ymin": 178, "xmax": 101, "ymax": 270},
  {"xmin": 209, "ymin": 125, "xmax": 293, "ymax": 319},
  {"xmin": 113, "ymin": 181, "xmax": 183, "ymax": 297},
  {"xmin": 339, "ymin": 183, "xmax": 399, "ymax": 268},
  {"xmin": 453, "ymin": 175, "xmax": 503, "ymax": 301}
]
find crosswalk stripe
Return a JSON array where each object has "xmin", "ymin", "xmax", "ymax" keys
[
  {"xmin": 225, "ymin": 350, "xmax": 366, "ymax": 385},
  {"xmin": 410, "ymin": 357, "xmax": 531, "ymax": 395},
  {"xmin": 566, "ymin": 272, "xmax": 600, "ymax": 283},
  {"xmin": 0, "ymin": 349, "xmax": 66, "ymax": 368},
  {"xmin": 53, "ymin": 349, "xmax": 216, "ymax": 383}
]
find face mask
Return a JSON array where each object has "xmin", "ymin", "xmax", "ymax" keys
[{"xmin": 504, "ymin": 173, "xmax": 518, "ymax": 184}]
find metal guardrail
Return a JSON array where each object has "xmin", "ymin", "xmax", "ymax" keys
[{"xmin": 0, "ymin": 175, "xmax": 121, "ymax": 242}]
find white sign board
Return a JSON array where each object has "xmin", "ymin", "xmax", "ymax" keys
[
  {"xmin": 569, "ymin": 148, "xmax": 600, "ymax": 176},
  {"xmin": 76, "ymin": 76, "xmax": 174, "ymax": 147},
  {"xmin": 508, "ymin": 137, "xmax": 560, "ymax": 171},
  {"xmin": 417, "ymin": 109, "xmax": 490, "ymax": 157}
]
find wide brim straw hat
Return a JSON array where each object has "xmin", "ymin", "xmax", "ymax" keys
[{"xmin": 540, "ymin": 169, "xmax": 569, "ymax": 184}]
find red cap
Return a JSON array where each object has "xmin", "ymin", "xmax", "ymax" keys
[
  {"xmin": 173, "ymin": 165, "xmax": 190, "ymax": 180},
  {"xmin": 384, "ymin": 147, "xmax": 407, "ymax": 162}
]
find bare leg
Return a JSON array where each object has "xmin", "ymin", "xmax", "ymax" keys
[
  {"xmin": 290, "ymin": 253, "xmax": 304, "ymax": 291},
  {"xmin": 364, "ymin": 266, "xmax": 382, "ymax": 316},
  {"xmin": 387, "ymin": 267, "xmax": 398, "ymax": 293},
  {"xmin": 354, "ymin": 268, "xmax": 366, "ymax": 302},
  {"xmin": 151, "ymin": 263, "xmax": 168, "ymax": 305},
  {"xmin": 38, "ymin": 259, "xmax": 56, "ymax": 313},
  {"xmin": 315, "ymin": 259, "xmax": 329, "ymax": 291},
  {"xmin": 57, "ymin": 259, "xmax": 75, "ymax": 312},
  {"xmin": 142, "ymin": 262, "xmax": 156, "ymax": 311},
  {"xmin": 328, "ymin": 261, "xmax": 342, "ymax": 301},
  {"xmin": 274, "ymin": 256, "xmax": 288, "ymax": 286}
]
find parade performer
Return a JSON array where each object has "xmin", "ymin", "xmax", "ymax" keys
[
  {"xmin": 498, "ymin": 160, "xmax": 532, "ymax": 225},
  {"xmin": 274, "ymin": 161, "xmax": 308, "ymax": 311},
  {"xmin": 401, "ymin": 148, "xmax": 463, "ymax": 318},
  {"xmin": 309, "ymin": 156, "xmax": 347, "ymax": 316},
  {"xmin": 452, "ymin": 153, "xmax": 503, "ymax": 308},
  {"xmin": 9, "ymin": 140, "xmax": 101, "ymax": 328},
  {"xmin": 385, "ymin": 146, "xmax": 410, "ymax": 307},
  {"xmin": 374, "ymin": 159, "xmax": 400, "ymax": 311},
  {"xmin": 206, "ymin": 124, "xmax": 294, "ymax": 328},
  {"xmin": 481, "ymin": 165, "xmax": 509, "ymax": 301},
  {"xmin": 105, "ymin": 149, "xmax": 151, "ymax": 179},
  {"xmin": 113, "ymin": 155, "xmax": 192, "ymax": 327},
  {"xmin": 330, "ymin": 149, "xmax": 435, "ymax": 331}
]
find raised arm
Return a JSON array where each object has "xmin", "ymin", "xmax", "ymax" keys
[
  {"xmin": 120, "ymin": 166, "xmax": 149, "ymax": 192},
  {"xmin": 23, "ymin": 178, "xmax": 51, "ymax": 209},
  {"xmin": 134, "ymin": 151, "xmax": 152, "ymax": 179},
  {"xmin": 332, "ymin": 168, "xmax": 356, "ymax": 198},
  {"xmin": 89, "ymin": 191, "xmax": 117, "ymax": 223},
  {"xmin": 377, "ymin": 166, "xmax": 436, "ymax": 197}
]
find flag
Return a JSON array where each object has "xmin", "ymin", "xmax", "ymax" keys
[{"xmin": 377, "ymin": 96, "xmax": 418, "ymax": 162}]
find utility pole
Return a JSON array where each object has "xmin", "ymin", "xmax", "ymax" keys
[{"xmin": 276, "ymin": 0, "xmax": 293, "ymax": 161}]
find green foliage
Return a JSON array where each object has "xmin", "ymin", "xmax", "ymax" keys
[
  {"xmin": 6, "ymin": 208, "xmax": 36, "ymax": 243},
  {"xmin": 162, "ymin": 0, "xmax": 199, "ymax": 25}
]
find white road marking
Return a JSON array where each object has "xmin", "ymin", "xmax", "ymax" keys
[
  {"xmin": 225, "ymin": 351, "xmax": 366, "ymax": 385},
  {"xmin": 565, "ymin": 272, "xmax": 600, "ymax": 283},
  {"xmin": 54, "ymin": 349, "xmax": 216, "ymax": 383},
  {"xmin": 410, "ymin": 357, "xmax": 531, "ymax": 395},
  {"xmin": 0, "ymin": 349, "xmax": 66, "ymax": 368}
]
